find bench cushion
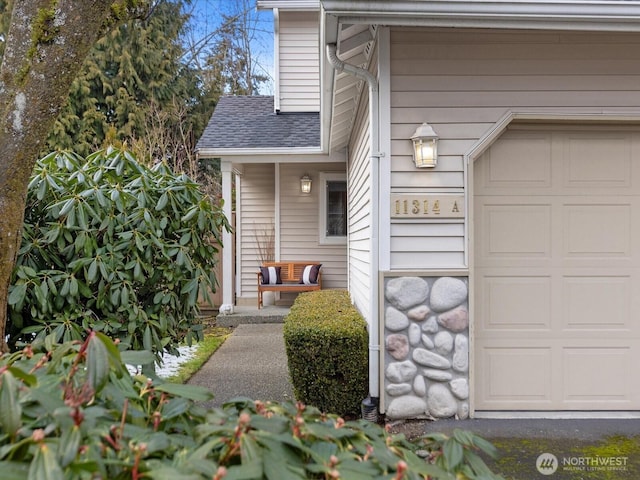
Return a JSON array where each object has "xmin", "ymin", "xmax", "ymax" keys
[
  {"xmin": 299, "ymin": 264, "xmax": 321, "ymax": 285},
  {"xmin": 260, "ymin": 266, "xmax": 282, "ymax": 285}
]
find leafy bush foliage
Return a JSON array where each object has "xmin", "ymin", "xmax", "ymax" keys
[
  {"xmin": 8, "ymin": 148, "xmax": 230, "ymax": 360},
  {"xmin": 283, "ymin": 290, "xmax": 368, "ymax": 417},
  {"xmin": 0, "ymin": 333, "xmax": 502, "ymax": 479}
]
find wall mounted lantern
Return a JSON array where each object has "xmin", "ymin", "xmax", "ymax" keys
[
  {"xmin": 300, "ymin": 174, "xmax": 312, "ymax": 194},
  {"xmin": 410, "ymin": 122, "xmax": 438, "ymax": 168}
]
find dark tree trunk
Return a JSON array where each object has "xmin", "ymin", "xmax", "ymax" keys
[{"xmin": 0, "ymin": 0, "xmax": 119, "ymax": 350}]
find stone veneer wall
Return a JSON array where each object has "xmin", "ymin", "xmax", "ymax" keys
[{"xmin": 384, "ymin": 276, "xmax": 469, "ymax": 420}]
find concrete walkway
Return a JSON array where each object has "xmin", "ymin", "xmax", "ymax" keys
[{"xmin": 187, "ymin": 323, "xmax": 295, "ymax": 408}]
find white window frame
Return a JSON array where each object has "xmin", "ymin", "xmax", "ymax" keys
[{"xmin": 319, "ymin": 172, "xmax": 347, "ymax": 245}]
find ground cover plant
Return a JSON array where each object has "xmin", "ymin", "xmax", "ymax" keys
[
  {"xmin": 0, "ymin": 332, "xmax": 503, "ymax": 479},
  {"xmin": 7, "ymin": 148, "xmax": 230, "ymax": 364}
]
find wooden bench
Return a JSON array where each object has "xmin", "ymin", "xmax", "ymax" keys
[{"xmin": 257, "ymin": 261, "xmax": 322, "ymax": 309}]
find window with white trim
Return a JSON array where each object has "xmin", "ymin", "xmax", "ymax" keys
[{"xmin": 319, "ymin": 173, "xmax": 347, "ymax": 244}]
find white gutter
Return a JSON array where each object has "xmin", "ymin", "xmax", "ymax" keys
[
  {"xmin": 196, "ymin": 146, "xmax": 324, "ymax": 157},
  {"xmin": 326, "ymin": 43, "xmax": 381, "ymax": 405},
  {"xmin": 258, "ymin": 0, "xmax": 319, "ymax": 10},
  {"xmin": 321, "ymin": 0, "xmax": 640, "ymax": 32}
]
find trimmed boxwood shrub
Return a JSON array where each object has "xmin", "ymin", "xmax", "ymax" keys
[{"xmin": 283, "ymin": 290, "xmax": 368, "ymax": 417}]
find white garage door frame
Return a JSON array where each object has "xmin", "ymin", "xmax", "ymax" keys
[{"xmin": 466, "ymin": 111, "xmax": 640, "ymax": 419}]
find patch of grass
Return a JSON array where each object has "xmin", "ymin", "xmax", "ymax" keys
[{"xmin": 164, "ymin": 327, "xmax": 232, "ymax": 383}]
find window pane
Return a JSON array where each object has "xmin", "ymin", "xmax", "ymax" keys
[{"xmin": 327, "ymin": 181, "xmax": 347, "ymax": 236}]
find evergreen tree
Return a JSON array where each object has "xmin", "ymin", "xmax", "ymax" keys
[{"xmin": 47, "ymin": 0, "xmax": 205, "ymax": 159}]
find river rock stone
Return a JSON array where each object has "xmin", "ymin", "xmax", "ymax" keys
[
  {"xmin": 450, "ymin": 378, "xmax": 469, "ymax": 399},
  {"xmin": 408, "ymin": 323, "xmax": 422, "ymax": 347},
  {"xmin": 458, "ymin": 402, "xmax": 470, "ymax": 420},
  {"xmin": 453, "ymin": 335, "xmax": 469, "ymax": 372},
  {"xmin": 386, "ymin": 307, "xmax": 409, "ymax": 331},
  {"xmin": 437, "ymin": 306, "xmax": 469, "ymax": 333},
  {"xmin": 408, "ymin": 304, "xmax": 430, "ymax": 321},
  {"xmin": 430, "ymin": 277, "xmax": 468, "ymax": 312},
  {"xmin": 386, "ymin": 277, "xmax": 429, "ymax": 310},
  {"xmin": 386, "ymin": 395, "xmax": 428, "ymax": 420},
  {"xmin": 427, "ymin": 383, "xmax": 458, "ymax": 418},
  {"xmin": 434, "ymin": 331, "xmax": 454, "ymax": 355},
  {"xmin": 413, "ymin": 375, "xmax": 427, "ymax": 397},
  {"xmin": 421, "ymin": 334, "xmax": 434, "ymax": 349},
  {"xmin": 422, "ymin": 316, "xmax": 439, "ymax": 334},
  {"xmin": 386, "ymin": 383, "xmax": 412, "ymax": 396},
  {"xmin": 423, "ymin": 369, "xmax": 453, "ymax": 381},
  {"xmin": 386, "ymin": 361, "xmax": 418, "ymax": 383},
  {"xmin": 386, "ymin": 334, "xmax": 409, "ymax": 360},
  {"xmin": 413, "ymin": 348, "xmax": 451, "ymax": 369}
]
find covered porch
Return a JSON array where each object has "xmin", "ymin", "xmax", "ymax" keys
[{"xmin": 196, "ymin": 95, "xmax": 348, "ymax": 314}]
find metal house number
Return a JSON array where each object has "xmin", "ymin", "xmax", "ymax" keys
[{"xmin": 390, "ymin": 194, "xmax": 465, "ymax": 219}]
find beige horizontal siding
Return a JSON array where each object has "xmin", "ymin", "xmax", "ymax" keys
[
  {"xmin": 240, "ymin": 164, "xmax": 275, "ymax": 297},
  {"xmin": 390, "ymin": 27, "xmax": 640, "ymax": 270},
  {"xmin": 347, "ymin": 85, "xmax": 373, "ymax": 320},
  {"xmin": 279, "ymin": 164, "xmax": 348, "ymax": 303},
  {"xmin": 278, "ymin": 10, "xmax": 319, "ymax": 112}
]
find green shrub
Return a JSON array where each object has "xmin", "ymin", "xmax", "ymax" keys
[
  {"xmin": 283, "ymin": 290, "xmax": 368, "ymax": 417},
  {"xmin": 0, "ymin": 333, "xmax": 503, "ymax": 479},
  {"xmin": 8, "ymin": 148, "xmax": 230, "ymax": 362}
]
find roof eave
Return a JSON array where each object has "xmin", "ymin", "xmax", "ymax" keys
[
  {"xmin": 321, "ymin": 0, "xmax": 640, "ymax": 32},
  {"xmin": 196, "ymin": 147, "xmax": 346, "ymax": 165},
  {"xmin": 196, "ymin": 146, "xmax": 324, "ymax": 158},
  {"xmin": 258, "ymin": 0, "xmax": 320, "ymax": 11},
  {"xmin": 319, "ymin": 0, "xmax": 640, "ymax": 153}
]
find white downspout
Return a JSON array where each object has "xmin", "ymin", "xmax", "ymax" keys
[{"xmin": 326, "ymin": 43, "xmax": 381, "ymax": 410}]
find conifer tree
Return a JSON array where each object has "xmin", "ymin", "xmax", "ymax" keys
[{"xmin": 47, "ymin": 0, "xmax": 204, "ymax": 159}]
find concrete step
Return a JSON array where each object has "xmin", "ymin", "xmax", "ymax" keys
[{"xmin": 215, "ymin": 305, "xmax": 291, "ymax": 328}]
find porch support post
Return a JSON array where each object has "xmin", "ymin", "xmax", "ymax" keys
[{"xmin": 220, "ymin": 160, "xmax": 234, "ymax": 314}]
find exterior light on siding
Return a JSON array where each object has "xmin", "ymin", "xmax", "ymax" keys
[
  {"xmin": 410, "ymin": 122, "xmax": 438, "ymax": 168},
  {"xmin": 300, "ymin": 174, "xmax": 312, "ymax": 194}
]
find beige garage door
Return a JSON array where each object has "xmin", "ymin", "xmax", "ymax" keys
[{"xmin": 474, "ymin": 125, "xmax": 640, "ymax": 411}]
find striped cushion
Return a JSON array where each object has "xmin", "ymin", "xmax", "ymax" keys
[
  {"xmin": 299, "ymin": 264, "xmax": 321, "ymax": 285},
  {"xmin": 260, "ymin": 266, "xmax": 282, "ymax": 285}
]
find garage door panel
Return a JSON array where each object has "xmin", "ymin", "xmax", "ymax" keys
[
  {"xmin": 563, "ymin": 203, "xmax": 631, "ymax": 257},
  {"xmin": 481, "ymin": 134, "xmax": 552, "ymax": 188},
  {"xmin": 477, "ymin": 347, "xmax": 553, "ymax": 408},
  {"xmin": 563, "ymin": 347, "xmax": 634, "ymax": 405},
  {"xmin": 478, "ymin": 274, "xmax": 551, "ymax": 331},
  {"xmin": 563, "ymin": 134, "xmax": 633, "ymax": 189},
  {"xmin": 479, "ymin": 204, "xmax": 552, "ymax": 259},
  {"xmin": 562, "ymin": 275, "xmax": 631, "ymax": 331}
]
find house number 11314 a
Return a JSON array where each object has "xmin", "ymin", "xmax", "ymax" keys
[{"xmin": 390, "ymin": 194, "xmax": 465, "ymax": 219}]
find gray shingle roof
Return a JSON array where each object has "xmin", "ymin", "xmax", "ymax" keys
[{"xmin": 196, "ymin": 96, "xmax": 320, "ymax": 151}]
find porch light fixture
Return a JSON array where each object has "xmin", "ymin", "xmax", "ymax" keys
[
  {"xmin": 410, "ymin": 122, "xmax": 438, "ymax": 168},
  {"xmin": 300, "ymin": 174, "xmax": 312, "ymax": 194}
]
